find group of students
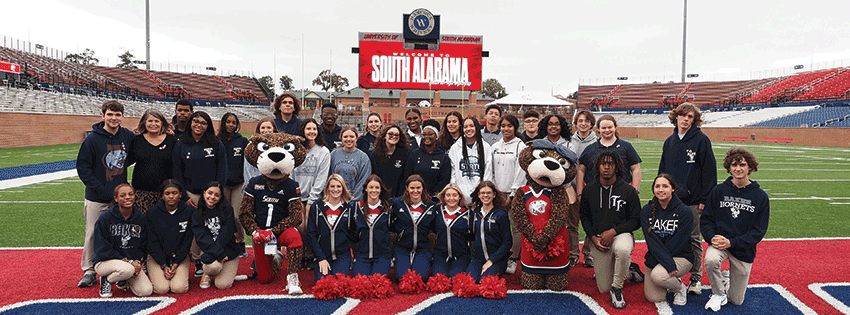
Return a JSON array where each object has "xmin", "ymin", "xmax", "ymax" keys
[{"xmin": 75, "ymin": 95, "xmax": 768, "ymax": 312}]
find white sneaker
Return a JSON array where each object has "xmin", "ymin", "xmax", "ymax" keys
[
  {"xmin": 705, "ymin": 294, "xmax": 727, "ymax": 311},
  {"xmin": 505, "ymin": 259, "xmax": 517, "ymax": 275},
  {"xmin": 285, "ymin": 273, "xmax": 303, "ymax": 295},
  {"xmin": 672, "ymin": 280, "xmax": 688, "ymax": 306},
  {"xmin": 610, "ymin": 287, "xmax": 626, "ymax": 309}
]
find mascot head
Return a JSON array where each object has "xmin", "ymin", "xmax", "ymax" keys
[
  {"xmin": 245, "ymin": 133, "xmax": 306, "ymax": 180},
  {"xmin": 518, "ymin": 139, "xmax": 578, "ymax": 188}
]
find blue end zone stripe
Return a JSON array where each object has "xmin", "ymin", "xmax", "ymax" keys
[
  {"xmin": 0, "ymin": 297, "xmax": 175, "ymax": 315},
  {"xmin": 0, "ymin": 160, "xmax": 76, "ymax": 180}
]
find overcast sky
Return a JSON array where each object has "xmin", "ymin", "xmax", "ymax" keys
[{"xmin": 3, "ymin": 0, "xmax": 850, "ymax": 96}]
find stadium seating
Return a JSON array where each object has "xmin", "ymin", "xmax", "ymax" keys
[{"xmin": 750, "ymin": 105, "xmax": 850, "ymax": 128}]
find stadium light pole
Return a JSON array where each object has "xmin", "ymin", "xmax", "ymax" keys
[
  {"xmin": 145, "ymin": 0, "xmax": 150, "ymax": 70},
  {"xmin": 681, "ymin": 0, "xmax": 687, "ymax": 83}
]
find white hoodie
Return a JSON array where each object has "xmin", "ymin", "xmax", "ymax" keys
[
  {"xmin": 448, "ymin": 138, "xmax": 493, "ymax": 203},
  {"xmin": 491, "ymin": 136, "xmax": 527, "ymax": 197}
]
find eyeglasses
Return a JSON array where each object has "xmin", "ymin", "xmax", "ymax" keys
[
  {"xmin": 321, "ymin": 112, "xmax": 337, "ymax": 117},
  {"xmin": 524, "ymin": 119, "xmax": 539, "ymax": 124},
  {"xmin": 192, "ymin": 119, "xmax": 208, "ymax": 126},
  {"xmin": 387, "ymin": 132, "xmax": 400, "ymax": 138}
]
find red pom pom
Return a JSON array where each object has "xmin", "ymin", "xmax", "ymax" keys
[
  {"xmin": 451, "ymin": 273, "xmax": 481, "ymax": 298},
  {"xmin": 530, "ymin": 235, "xmax": 568, "ymax": 261},
  {"xmin": 313, "ymin": 275, "xmax": 345, "ymax": 300},
  {"xmin": 348, "ymin": 275, "xmax": 373, "ymax": 299},
  {"xmin": 368, "ymin": 274, "xmax": 394, "ymax": 299},
  {"xmin": 398, "ymin": 270, "xmax": 426, "ymax": 294},
  {"xmin": 426, "ymin": 273, "xmax": 452, "ymax": 293},
  {"xmin": 479, "ymin": 275, "xmax": 507, "ymax": 299}
]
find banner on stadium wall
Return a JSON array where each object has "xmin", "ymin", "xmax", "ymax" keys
[
  {"xmin": 358, "ymin": 32, "xmax": 482, "ymax": 90},
  {"xmin": 0, "ymin": 61, "xmax": 21, "ymax": 74}
]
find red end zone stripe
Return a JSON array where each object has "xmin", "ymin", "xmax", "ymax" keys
[{"xmin": 1, "ymin": 239, "xmax": 848, "ymax": 314}]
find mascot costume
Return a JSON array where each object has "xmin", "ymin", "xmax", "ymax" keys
[
  {"xmin": 512, "ymin": 139, "xmax": 579, "ymax": 290},
  {"xmin": 239, "ymin": 133, "xmax": 306, "ymax": 294}
]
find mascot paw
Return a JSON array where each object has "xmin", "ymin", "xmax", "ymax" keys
[
  {"xmin": 531, "ymin": 234, "xmax": 551, "ymax": 253},
  {"xmin": 253, "ymin": 230, "xmax": 274, "ymax": 243}
]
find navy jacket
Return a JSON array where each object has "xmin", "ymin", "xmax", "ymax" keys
[
  {"xmin": 76, "ymin": 122, "xmax": 135, "ymax": 203},
  {"xmin": 322, "ymin": 124, "xmax": 342, "ymax": 151},
  {"xmin": 146, "ymin": 200, "xmax": 195, "ymax": 267},
  {"xmin": 701, "ymin": 177, "xmax": 770, "ymax": 263},
  {"xmin": 371, "ymin": 148, "xmax": 409, "ymax": 197},
  {"xmin": 641, "ymin": 195, "xmax": 694, "ymax": 272},
  {"xmin": 356, "ymin": 132, "xmax": 378, "ymax": 157},
  {"xmin": 404, "ymin": 146, "xmax": 452, "ymax": 196},
  {"xmin": 306, "ymin": 201, "xmax": 356, "ymax": 262},
  {"xmin": 172, "ymin": 138, "xmax": 227, "ymax": 194},
  {"xmin": 391, "ymin": 197, "xmax": 438, "ymax": 252},
  {"xmin": 93, "ymin": 205, "xmax": 148, "ymax": 265},
  {"xmin": 658, "ymin": 126, "xmax": 717, "ymax": 206},
  {"xmin": 192, "ymin": 203, "xmax": 241, "ymax": 263},
  {"xmin": 275, "ymin": 116, "xmax": 302, "ymax": 137},
  {"xmin": 433, "ymin": 206, "xmax": 473, "ymax": 260},
  {"xmin": 471, "ymin": 207, "xmax": 513, "ymax": 263},
  {"xmin": 580, "ymin": 177, "xmax": 641, "ymax": 236},
  {"xmin": 222, "ymin": 133, "xmax": 250, "ymax": 186},
  {"xmin": 351, "ymin": 200, "xmax": 393, "ymax": 259}
]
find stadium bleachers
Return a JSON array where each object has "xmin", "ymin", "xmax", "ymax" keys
[{"xmin": 750, "ymin": 105, "xmax": 850, "ymax": 128}]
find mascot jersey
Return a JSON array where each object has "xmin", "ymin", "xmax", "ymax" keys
[
  {"xmin": 519, "ymin": 185, "xmax": 570, "ymax": 274},
  {"xmin": 244, "ymin": 176, "xmax": 301, "ymax": 230}
]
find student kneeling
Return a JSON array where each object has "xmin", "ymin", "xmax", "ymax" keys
[{"xmin": 192, "ymin": 182, "xmax": 241, "ymax": 290}]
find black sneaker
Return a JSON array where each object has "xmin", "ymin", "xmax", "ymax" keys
[
  {"xmin": 194, "ymin": 261, "xmax": 204, "ymax": 278},
  {"xmin": 610, "ymin": 287, "xmax": 626, "ymax": 309},
  {"xmin": 99, "ymin": 276, "xmax": 112, "ymax": 298},
  {"xmin": 567, "ymin": 257, "xmax": 578, "ymax": 268},
  {"xmin": 78, "ymin": 272, "xmax": 96, "ymax": 288},
  {"xmin": 116, "ymin": 280, "xmax": 128, "ymax": 291},
  {"xmin": 629, "ymin": 262, "xmax": 644, "ymax": 283},
  {"xmin": 583, "ymin": 256, "xmax": 594, "ymax": 268}
]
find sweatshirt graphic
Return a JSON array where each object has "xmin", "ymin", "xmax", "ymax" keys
[
  {"xmin": 700, "ymin": 177, "xmax": 770, "ymax": 263},
  {"xmin": 77, "ymin": 122, "xmax": 135, "ymax": 203}
]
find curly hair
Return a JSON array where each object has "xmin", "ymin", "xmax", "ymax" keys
[
  {"xmin": 273, "ymin": 93, "xmax": 301, "ymax": 117},
  {"xmin": 572, "ymin": 110, "xmax": 596, "ymax": 132},
  {"xmin": 539, "ymin": 114, "xmax": 571, "ymax": 140},
  {"xmin": 723, "ymin": 148, "xmax": 758, "ymax": 174},
  {"xmin": 593, "ymin": 149, "xmax": 626, "ymax": 179},
  {"xmin": 668, "ymin": 103, "xmax": 703, "ymax": 128},
  {"xmin": 373, "ymin": 124, "xmax": 409, "ymax": 164},
  {"xmin": 471, "ymin": 181, "xmax": 505, "ymax": 210}
]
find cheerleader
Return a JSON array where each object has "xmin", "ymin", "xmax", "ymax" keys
[
  {"xmin": 391, "ymin": 175, "xmax": 438, "ymax": 282},
  {"xmin": 351, "ymin": 175, "xmax": 393, "ymax": 277},
  {"xmin": 192, "ymin": 182, "xmax": 241, "ymax": 290},
  {"xmin": 431, "ymin": 183, "xmax": 473, "ymax": 278},
  {"xmin": 466, "ymin": 181, "xmax": 513, "ymax": 282},
  {"xmin": 93, "ymin": 184, "xmax": 152, "ymax": 297},
  {"xmin": 641, "ymin": 174, "xmax": 693, "ymax": 305},
  {"xmin": 146, "ymin": 180, "xmax": 194, "ymax": 294},
  {"xmin": 306, "ymin": 174, "xmax": 356, "ymax": 280}
]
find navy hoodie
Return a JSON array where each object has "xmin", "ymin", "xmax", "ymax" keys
[
  {"xmin": 222, "ymin": 133, "xmax": 250, "ymax": 186},
  {"xmin": 404, "ymin": 146, "xmax": 452, "ymax": 197},
  {"xmin": 76, "ymin": 122, "xmax": 135, "ymax": 203},
  {"xmin": 172, "ymin": 137, "xmax": 227, "ymax": 194},
  {"xmin": 701, "ymin": 177, "xmax": 770, "ymax": 263},
  {"xmin": 275, "ymin": 116, "xmax": 302, "ymax": 137},
  {"xmin": 93, "ymin": 205, "xmax": 148, "ymax": 265},
  {"xmin": 658, "ymin": 126, "xmax": 717, "ymax": 206},
  {"xmin": 322, "ymin": 124, "xmax": 342, "ymax": 151},
  {"xmin": 471, "ymin": 207, "xmax": 513, "ymax": 264},
  {"xmin": 306, "ymin": 201, "xmax": 356, "ymax": 262},
  {"xmin": 146, "ymin": 200, "xmax": 195, "ymax": 267},
  {"xmin": 192, "ymin": 203, "xmax": 241, "ymax": 263},
  {"xmin": 351, "ymin": 200, "xmax": 393, "ymax": 259},
  {"xmin": 433, "ymin": 206, "xmax": 473, "ymax": 260},
  {"xmin": 580, "ymin": 177, "xmax": 641, "ymax": 237},
  {"xmin": 641, "ymin": 194, "xmax": 694, "ymax": 273},
  {"xmin": 371, "ymin": 148, "xmax": 409, "ymax": 198},
  {"xmin": 391, "ymin": 197, "xmax": 438, "ymax": 252},
  {"xmin": 356, "ymin": 132, "xmax": 378, "ymax": 157}
]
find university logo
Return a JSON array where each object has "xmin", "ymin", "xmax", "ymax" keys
[
  {"xmin": 102, "ymin": 144, "xmax": 127, "ymax": 181},
  {"xmin": 529, "ymin": 200, "xmax": 547, "ymax": 215},
  {"xmin": 395, "ymin": 159, "xmax": 403, "ymax": 168},
  {"xmin": 686, "ymin": 149, "xmax": 697, "ymax": 164},
  {"xmin": 431, "ymin": 160, "xmax": 441, "ymax": 169},
  {"xmin": 178, "ymin": 221, "xmax": 188, "ymax": 233},
  {"xmin": 204, "ymin": 148, "xmax": 215, "ymax": 157},
  {"xmin": 408, "ymin": 8, "xmax": 435, "ymax": 36},
  {"xmin": 233, "ymin": 147, "xmax": 243, "ymax": 157}
]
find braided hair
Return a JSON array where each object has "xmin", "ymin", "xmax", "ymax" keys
[{"xmin": 648, "ymin": 174, "xmax": 678, "ymax": 232}]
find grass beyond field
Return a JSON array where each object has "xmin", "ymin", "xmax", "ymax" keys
[{"xmin": 1, "ymin": 139, "xmax": 848, "ymax": 247}]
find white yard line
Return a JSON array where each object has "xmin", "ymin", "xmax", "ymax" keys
[{"xmin": 0, "ymin": 170, "xmax": 77, "ymax": 190}]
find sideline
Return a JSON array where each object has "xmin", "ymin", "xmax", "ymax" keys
[{"xmin": 0, "ymin": 170, "xmax": 77, "ymax": 190}]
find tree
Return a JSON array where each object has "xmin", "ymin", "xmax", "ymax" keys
[
  {"xmin": 116, "ymin": 50, "xmax": 137, "ymax": 69},
  {"xmin": 312, "ymin": 69, "xmax": 349, "ymax": 92},
  {"xmin": 280, "ymin": 75, "xmax": 294, "ymax": 90},
  {"xmin": 481, "ymin": 78, "xmax": 507, "ymax": 99},
  {"xmin": 64, "ymin": 48, "xmax": 99, "ymax": 65},
  {"xmin": 258, "ymin": 76, "xmax": 274, "ymax": 93},
  {"xmin": 567, "ymin": 91, "xmax": 578, "ymax": 100}
]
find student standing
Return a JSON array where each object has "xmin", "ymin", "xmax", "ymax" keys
[
  {"xmin": 490, "ymin": 114, "xmax": 526, "ymax": 274},
  {"xmin": 658, "ymin": 103, "xmax": 717, "ymax": 295},
  {"xmin": 243, "ymin": 117, "xmax": 278, "ymax": 184},
  {"xmin": 273, "ymin": 93, "xmax": 303, "ymax": 136},
  {"xmin": 569, "ymin": 110, "xmax": 598, "ymax": 268},
  {"xmin": 405, "ymin": 108, "xmax": 424, "ymax": 150},
  {"xmin": 357, "ymin": 113, "xmax": 382, "ymax": 156},
  {"xmin": 76, "ymin": 100, "xmax": 135, "ymax": 288},
  {"xmin": 481, "ymin": 104, "xmax": 503, "ymax": 145},
  {"xmin": 438, "ymin": 111, "xmax": 463, "ymax": 151},
  {"xmin": 129, "ymin": 109, "xmax": 176, "ymax": 213},
  {"xmin": 466, "ymin": 181, "xmax": 512, "ymax": 282},
  {"xmin": 218, "ymin": 113, "xmax": 250, "ymax": 255},
  {"xmin": 520, "ymin": 110, "xmax": 543, "ymax": 142},
  {"xmin": 93, "ymin": 184, "xmax": 152, "ymax": 297},
  {"xmin": 701, "ymin": 148, "xmax": 769, "ymax": 311},
  {"xmin": 320, "ymin": 103, "xmax": 343, "ymax": 150},
  {"xmin": 577, "ymin": 115, "xmax": 642, "ymax": 196},
  {"xmin": 329, "ymin": 127, "xmax": 372, "ymax": 202},
  {"xmin": 579, "ymin": 150, "xmax": 642, "ymax": 309},
  {"xmin": 371, "ymin": 124, "xmax": 409, "ymax": 197},
  {"xmin": 171, "ymin": 98, "xmax": 193, "ymax": 140},
  {"xmin": 449, "ymin": 117, "xmax": 493, "ymax": 203},
  {"xmin": 146, "ymin": 180, "xmax": 194, "ymax": 295},
  {"xmin": 406, "ymin": 123, "xmax": 452, "ymax": 197},
  {"xmin": 641, "ymin": 174, "xmax": 693, "ymax": 305},
  {"xmin": 306, "ymin": 174, "xmax": 356, "ymax": 280}
]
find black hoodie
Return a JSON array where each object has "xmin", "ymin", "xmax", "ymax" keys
[{"xmin": 580, "ymin": 177, "xmax": 641, "ymax": 237}]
